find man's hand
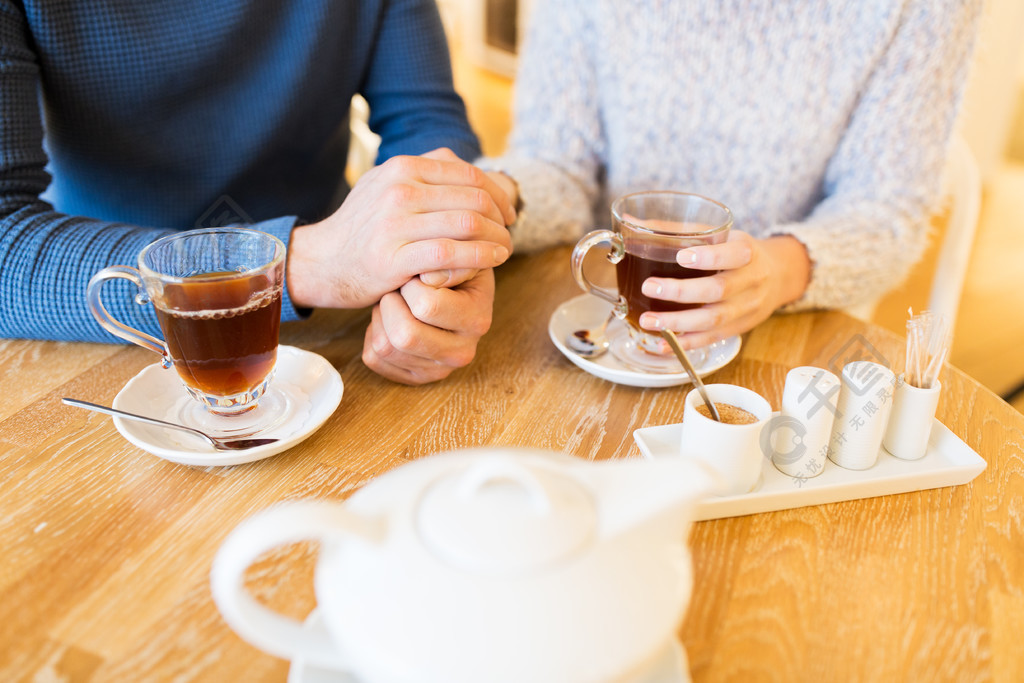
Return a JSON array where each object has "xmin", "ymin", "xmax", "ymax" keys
[
  {"xmin": 286, "ymin": 148, "xmax": 515, "ymax": 309},
  {"xmin": 362, "ymin": 268, "xmax": 495, "ymax": 384},
  {"xmin": 419, "ymin": 168, "xmax": 520, "ymax": 289}
]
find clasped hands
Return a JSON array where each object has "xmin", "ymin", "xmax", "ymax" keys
[{"xmin": 287, "ymin": 148, "xmax": 517, "ymax": 385}]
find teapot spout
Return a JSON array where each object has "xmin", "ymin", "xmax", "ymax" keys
[{"xmin": 576, "ymin": 457, "xmax": 715, "ymax": 541}]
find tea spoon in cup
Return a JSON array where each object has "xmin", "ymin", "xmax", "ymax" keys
[
  {"xmin": 659, "ymin": 330, "xmax": 721, "ymax": 422},
  {"xmin": 567, "ymin": 310, "xmax": 615, "ymax": 358},
  {"xmin": 62, "ymin": 398, "xmax": 279, "ymax": 451}
]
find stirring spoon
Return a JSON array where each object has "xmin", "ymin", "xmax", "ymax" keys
[
  {"xmin": 62, "ymin": 398, "xmax": 279, "ymax": 451},
  {"xmin": 659, "ymin": 330, "xmax": 721, "ymax": 422},
  {"xmin": 567, "ymin": 310, "xmax": 615, "ymax": 358}
]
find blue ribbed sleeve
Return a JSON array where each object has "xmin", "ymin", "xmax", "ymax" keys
[
  {"xmin": 0, "ymin": 0, "xmax": 479, "ymax": 343},
  {"xmin": 365, "ymin": 0, "xmax": 481, "ymax": 162}
]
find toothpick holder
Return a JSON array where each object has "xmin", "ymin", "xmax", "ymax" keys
[{"xmin": 883, "ymin": 378, "xmax": 941, "ymax": 461}]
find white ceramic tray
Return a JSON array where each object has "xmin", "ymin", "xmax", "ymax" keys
[{"xmin": 633, "ymin": 419, "xmax": 986, "ymax": 521}]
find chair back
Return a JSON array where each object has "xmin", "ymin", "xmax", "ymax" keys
[
  {"xmin": 843, "ymin": 134, "xmax": 982, "ymax": 331},
  {"xmin": 928, "ymin": 134, "xmax": 982, "ymax": 334},
  {"xmin": 347, "ymin": 95, "xmax": 381, "ymax": 182}
]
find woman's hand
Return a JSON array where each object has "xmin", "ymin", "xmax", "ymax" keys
[{"xmin": 637, "ymin": 232, "xmax": 811, "ymax": 349}]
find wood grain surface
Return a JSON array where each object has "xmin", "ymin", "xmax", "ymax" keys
[{"xmin": 1, "ymin": 247, "xmax": 1021, "ymax": 682}]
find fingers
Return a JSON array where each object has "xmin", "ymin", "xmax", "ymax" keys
[
  {"xmin": 392, "ymin": 208, "xmax": 512, "ymax": 253},
  {"xmin": 639, "ymin": 285, "xmax": 766, "ymax": 338},
  {"xmin": 409, "ymin": 204, "xmax": 511, "ymax": 289},
  {"xmin": 420, "ymin": 268, "xmax": 479, "ymax": 288},
  {"xmin": 362, "ymin": 293, "xmax": 477, "ymax": 385},
  {"xmin": 387, "ymin": 149, "xmax": 517, "ymax": 226},
  {"xmin": 362, "ymin": 271, "xmax": 494, "ymax": 384},
  {"xmin": 623, "ymin": 233, "xmax": 791, "ymax": 352},
  {"xmin": 636, "ymin": 231, "xmax": 757, "ymax": 311},
  {"xmin": 384, "ymin": 208, "xmax": 511, "ymax": 284},
  {"xmin": 420, "ymin": 147, "xmax": 461, "ymax": 162},
  {"xmin": 362, "ymin": 301, "xmax": 452, "ymax": 385},
  {"xmin": 400, "ymin": 273, "xmax": 494, "ymax": 335},
  {"xmin": 671, "ymin": 308, "xmax": 768, "ymax": 350},
  {"xmin": 634, "ymin": 235, "xmax": 768, "ymax": 346},
  {"xmin": 396, "ymin": 238, "xmax": 509, "ymax": 280},
  {"xmin": 422, "ymin": 148, "xmax": 517, "ymax": 226},
  {"xmin": 675, "ymin": 231, "xmax": 754, "ymax": 271},
  {"xmin": 640, "ymin": 264, "xmax": 759, "ymax": 309},
  {"xmin": 374, "ymin": 177, "xmax": 507, "ymax": 228},
  {"xmin": 291, "ymin": 149, "xmax": 513, "ymax": 312},
  {"xmin": 635, "ymin": 272, "xmax": 771, "ymax": 353},
  {"xmin": 485, "ymin": 171, "xmax": 519, "ymax": 218}
]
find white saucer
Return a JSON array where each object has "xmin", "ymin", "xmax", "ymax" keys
[
  {"xmin": 549, "ymin": 294, "xmax": 741, "ymax": 388},
  {"xmin": 111, "ymin": 345, "xmax": 343, "ymax": 467},
  {"xmin": 288, "ymin": 609, "xmax": 689, "ymax": 683}
]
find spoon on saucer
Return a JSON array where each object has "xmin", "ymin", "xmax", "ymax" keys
[
  {"xmin": 567, "ymin": 311, "xmax": 615, "ymax": 358},
  {"xmin": 659, "ymin": 330, "xmax": 721, "ymax": 422},
  {"xmin": 62, "ymin": 398, "xmax": 280, "ymax": 451}
]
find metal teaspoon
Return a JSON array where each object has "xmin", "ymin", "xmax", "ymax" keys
[
  {"xmin": 62, "ymin": 398, "xmax": 279, "ymax": 451},
  {"xmin": 659, "ymin": 330, "xmax": 721, "ymax": 422}
]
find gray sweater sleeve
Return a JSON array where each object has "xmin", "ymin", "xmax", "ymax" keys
[{"xmin": 770, "ymin": 0, "xmax": 982, "ymax": 311}]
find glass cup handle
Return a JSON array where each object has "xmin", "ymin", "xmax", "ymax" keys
[
  {"xmin": 87, "ymin": 266, "xmax": 170, "ymax": 363},
  {"xmin": 570, "ymin": 229, "xmax": 627, "ymax": 315}
]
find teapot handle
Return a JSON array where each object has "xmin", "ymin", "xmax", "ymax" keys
[{"xmin": 210, "ymin": 501, "xmax": 384, "ymax": 670}]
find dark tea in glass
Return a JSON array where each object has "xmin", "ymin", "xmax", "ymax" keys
[
  {"xmin": 616, "ymin": 244, "xmax": 708, "ymax": 329},
  {"xmin": 155, "ymin": 272, "xmax": 282, "ymax": 398},
  {"xmin": 87, "ymin": 227, "xmax": 286, "ymax": 419}
]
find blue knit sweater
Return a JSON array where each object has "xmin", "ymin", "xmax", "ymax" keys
[{"xmin": 0, "ymin": 0, "xmax": 480, "ymax": 342}]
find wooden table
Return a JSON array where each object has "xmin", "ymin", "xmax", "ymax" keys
[{"xmin": 2, "ymin": 247, "xmax": 1022, "ymax": 681}]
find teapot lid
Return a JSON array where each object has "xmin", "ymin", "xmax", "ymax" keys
[{"xmin": 416, "ymin": 456, "xmax": 596, "ymax": 575}]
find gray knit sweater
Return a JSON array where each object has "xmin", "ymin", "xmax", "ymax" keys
[{"xmin": 479, "ymin": 0, "xmax": 981, "ymax": 311}]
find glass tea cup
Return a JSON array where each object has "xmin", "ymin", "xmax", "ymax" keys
[
  {"xmin": 87, "ymin": 228, "xmax": 286, "ymax": 432},
  {"xmin": 570, "ymin": 191, "xmax": 732, "ymax": 373}
]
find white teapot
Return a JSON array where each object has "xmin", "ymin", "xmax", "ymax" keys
[{"xmin": 211, "ymin": 447, "xmax": 712, "ymax": 682}]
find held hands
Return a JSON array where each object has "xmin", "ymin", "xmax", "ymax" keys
[
  {"xmin": 281, "ymin": 147, "xmax": 517, "ymax": 385},
  {"xmin": 637, "ymin": 232, "xmax": 811, "ymax": 349},
  {"xmin": 363, "ymin": 268, "xmax": 495, "ymax": 384},
  {"xmin": 366, "ymin": 171, "xmax": 518, "ymax": 384},
  {"xmin": 286, "ymin": 148, "xmax": 515, "ymax": 309}
]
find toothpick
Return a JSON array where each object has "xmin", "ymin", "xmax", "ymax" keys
[{"xmin": 904, "ymin": 309, "xmax": 949, "ymax": 389}]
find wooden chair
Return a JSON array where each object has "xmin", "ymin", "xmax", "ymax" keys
[
  {"xmin": 346, "ymin": 95, "xmax": 381, "ymax": 183},
  {"xmin": 927, "ymin": 134, "xmax": 982, "ymax": 334}
]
